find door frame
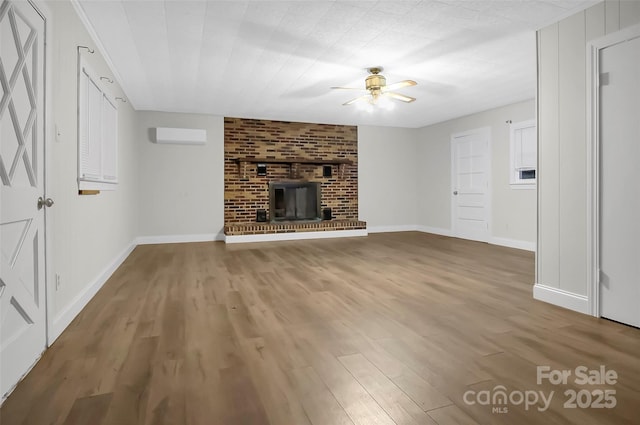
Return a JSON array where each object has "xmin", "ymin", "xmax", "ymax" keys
[
  {"xmin": 586, "ymin": 23, "xmax": 640, "ymax": 318},
  {"xmin": 38, "ymin": 0, "xmax": 55, "ymax": 346},
  {"xmin": 450, "ymin": 126, "xmax": 492, "ymax": 242},
  {"xmin": 25, "ymin": 0, "xmax": 55, "ymax": 346}
]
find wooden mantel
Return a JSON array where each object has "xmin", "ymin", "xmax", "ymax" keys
[
  {"xmin": 233, "ymin": 157, "xmax": 353, "ymax": 165},
  {"xmin": 233, "ymin": 157, "xmax": 353, "ymax": 179}
]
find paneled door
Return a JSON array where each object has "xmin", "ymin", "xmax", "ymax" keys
[
  {"xmin": 451, "ymin": 128, "xmax": 490, "ymax": 242},
  {"xmin": 599, "ymin": 33, "xmax": 640, "ymax": 328},
  {"xmin": 0, "ymin": 0, "xmax": 48, "ymax": 400}
]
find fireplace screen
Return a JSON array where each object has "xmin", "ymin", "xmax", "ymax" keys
[{"xmin": 269, "ymin": 182, "xmax": 321, "ymax": 221}]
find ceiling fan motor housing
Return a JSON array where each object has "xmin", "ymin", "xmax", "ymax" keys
[{"xmin": 365, "ymin": 74, "xmax": 386, "ymax": 92}]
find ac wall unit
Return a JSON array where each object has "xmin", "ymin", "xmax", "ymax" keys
[{"xmin": 154, "ymin": 127, "xmax": 206, "ymax": 145}]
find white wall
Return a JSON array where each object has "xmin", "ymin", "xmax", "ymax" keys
[
  {"xmin": 358, "ymin": 126, "xmax": 419, "ymax": 231},
  {"xmin": 417, "ymin": 100, "xmax": 537, "ymax": 248},
  {"xmin": 136, "ymin": 112, "xmax": 224, "ymax": 241},
  {"xmin": 48, "ymin": 1, "xmax": 138, "ymax": 337},
  {"xmin": 536, "ymin": 0, "xmax": 640, "ymax": 311}
]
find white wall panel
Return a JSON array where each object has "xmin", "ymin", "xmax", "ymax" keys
[
  {"xmin": 558, "ymin": 13, "xmax": 587, "ymax": 295},
  {"xmin": 620, "ymin": 0, "xmax": 640, "ymax": 28},
  {"xmin": 586, "ymin": 2, "xmax": 606, "ymax": 41},
  {"xmin": 537, "ymin": 24, "xmax": 560, "ymax": 288},
  {"xmin": 605, "ymin": 0, "xmax": 620, "ymax": 33},
  {"xmin": 537, "ymin": 1, "xmax": 640, "ymax": 303}
]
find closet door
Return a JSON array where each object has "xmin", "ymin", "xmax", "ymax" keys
[{"xmin": 599, "ymin": 35, "xmax": 640, "ymax": 327}]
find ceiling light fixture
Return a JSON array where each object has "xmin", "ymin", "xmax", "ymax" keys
[{"xmin": 332, "ymin": 67, "xmax": 417, "ymax": 107}]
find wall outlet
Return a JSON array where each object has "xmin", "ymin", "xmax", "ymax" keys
[{"xmin": 55, "ymin": 274, "xmax": 61, "ymax": 290}]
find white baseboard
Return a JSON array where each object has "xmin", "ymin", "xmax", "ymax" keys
[
  {"xmin": 533, "ymin": 283, "xmax": 590, "ymax": 315},
  {"xmin": 415, "ymin": 225, "xmax": 453, "ymax": 237},
  {"xmin": 136, "ymin": 233, "xmax": 224, "ymax": 245},
  {"xmin": 367, "ymin": 225, "xmax": 419, "ymax": 233},
  {"xmin": 491, "ymin": 237, "xmax": 536, "ymax": 252},
  {"xmin": 224, "ymin": 229, "xmax": 368, "ymax": 244},
  {"xmin": 414, "ymin": 226, "xmax": 534, "ymax": 251},
  {"xmin": 49, "ymin": 240, "xmax": 137, "ymax": 344}
]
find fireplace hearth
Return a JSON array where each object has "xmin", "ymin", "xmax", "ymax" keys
[{"xmin": 269, "ymin": 182, "xmax": 321, "ymax": 222}]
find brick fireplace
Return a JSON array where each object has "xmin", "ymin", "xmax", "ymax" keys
[{"xmin": 224, "ymin": 117, "xmax": 366, "ymax": 239}]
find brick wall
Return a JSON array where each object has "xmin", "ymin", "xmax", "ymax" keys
[{"xmin": 224, "ymin": 117, "xmax": 358, "ymax": 224}]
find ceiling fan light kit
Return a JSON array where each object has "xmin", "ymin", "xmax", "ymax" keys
[{"xmin": 333, "ymin": 67, "xmax": 417, "ymax": 107}]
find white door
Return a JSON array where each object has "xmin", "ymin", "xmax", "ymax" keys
[
  {"xmin": 599, "ymin": 34, "xmax": 640, "ymax": 328},
  {"xmin": 451, "ymin": 128, "xmax": 490, "ymax": 242},
  {"xmin": 0, "ymin": 0, "xmax": 48, "ymax": 400}
]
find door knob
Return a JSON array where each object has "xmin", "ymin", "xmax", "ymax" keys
[
  {"xmin": 37, "ymin": 197, "xmax": 55, "ymax": 210},
  {"xmin": 453, "ymin": 191, "xmax": 458, "ymax": 195}
]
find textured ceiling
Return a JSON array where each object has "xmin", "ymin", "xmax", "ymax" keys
[{"xmin": 75, "ymin": 0, "xmax": 597, "ymax": 128}]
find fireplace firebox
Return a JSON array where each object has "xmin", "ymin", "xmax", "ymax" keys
[{"xmin": 269, "ymin": 182, "xmax": 321, "ymax": 222}]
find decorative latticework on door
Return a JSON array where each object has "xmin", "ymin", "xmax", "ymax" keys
[{"xmin": 0, "ymin": 0, "xmax": 46, "ymax": 400}]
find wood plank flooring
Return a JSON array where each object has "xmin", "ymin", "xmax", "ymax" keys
[{"xmin": 1, "ymin": 232, "xmax": 639, "ymax": 425}]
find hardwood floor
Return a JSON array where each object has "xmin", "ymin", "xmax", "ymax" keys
[{"xmin": 2, "ymin": 232, "xmax": 639, "ymax": 425}]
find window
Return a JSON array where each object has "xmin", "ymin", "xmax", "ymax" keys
[
  {"xmin": 78, "ymin": 58, "xmax": 118, "ymax": 190},
  {"xmin": 509, "ymin": 119, "xmax": 536, "ymax": 189}
]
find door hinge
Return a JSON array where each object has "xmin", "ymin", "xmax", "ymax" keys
[{"xmin": 599, "ymin": 72, "xmax": 610, "ymax": 86}]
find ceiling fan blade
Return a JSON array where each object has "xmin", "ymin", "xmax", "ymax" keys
[
  {"xmin": 385, "ymin": 92, "xmax": 416, "ymax": 103},
  {"xmin": 343, "ymin": 95, "xmax": 371, "ymax": 106},
  {"xmin": 381, "ymin": 80, "xmax": 417, "ymax": 92},
  {"xmin": 331, "ymin": 86, "xmax": 365, "ymax": 91}
]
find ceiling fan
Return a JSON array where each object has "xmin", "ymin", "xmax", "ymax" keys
[{"xmin": 332, "ymin": 67, "xmax": 417, "ymax": 106}]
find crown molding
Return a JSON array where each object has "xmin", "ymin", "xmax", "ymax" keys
[{"xmin": 69, "ymin": 0, "xmax": 137, "ymax": 110}]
